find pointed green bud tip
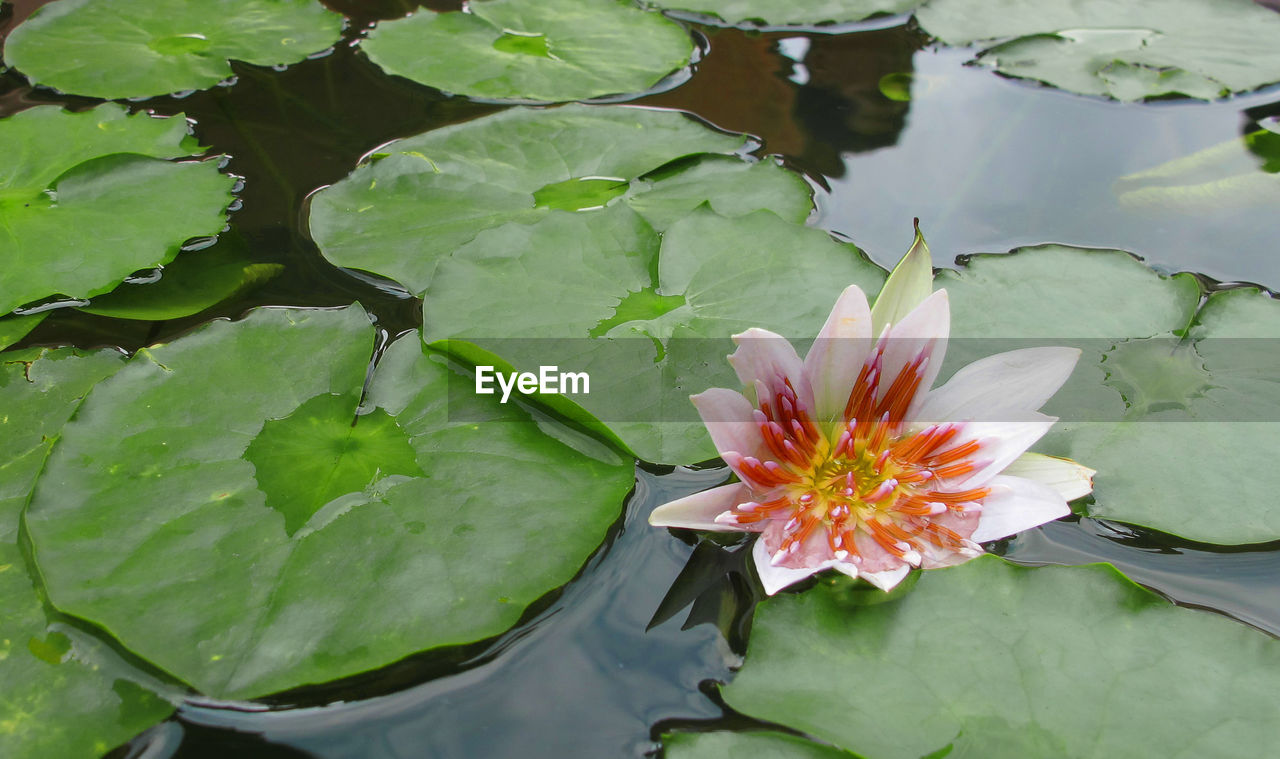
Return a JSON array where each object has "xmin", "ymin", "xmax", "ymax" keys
[{"xmin": 871, "ymin": 218, "xmax": 935, "ymax": 333}]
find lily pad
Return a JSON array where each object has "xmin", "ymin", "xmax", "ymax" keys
[
  {"xmin": 717, "ymin": 557, "xmax": 1280, "ymax": 759},
  {"xmin": 424, "ymin": 206, "xmax": 885, "ymax": 464},
  {"xmin": 361, "ymin": 0, "xmax": 692, "ymax": 102},
  {"xmin": 665, "ymin": 731, "xmax": 858, "ymax": 758},
  {"xmin": 941, "ymin": 246, "xmax": 1280, "ymax": 543},
  {"xmin": 24, "ymin": 306, "xmax": 634, "ymax": 699},
  {"xmin": 310, "ymin": 104, "xmax": 811, "ymax": 294},
  {"xmin": 0, "ymin": 348, "xmax": 175, "ymax": 758},
  {"xmin": 647, "ymin": 0, "xmax": 916, "ymax": 26},
  {"xmin": 0, "ymin": 104, "xmax": 236, "ymax": 314},
  {"xmin": 80, "ymin": 240, "xmax": 284, "ymax": 321},
  {"xmin": 4, "ymin": 0, "xmax": 344, "ymax": 99},
  {"xmin": 915, "ymin": 0, "xmax": 1280, "ymax": 100},
  {"xmin": 0, "ymin": 313, "xmax": 47, "ymax": 351}
]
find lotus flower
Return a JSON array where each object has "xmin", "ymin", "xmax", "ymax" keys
[{"xmin": 650, "ymin": 225, "xmax": 1094, "ymax": 594}]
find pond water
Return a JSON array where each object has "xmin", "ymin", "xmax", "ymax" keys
[{"xmin": 3, "ymin": 0, "xmax": 1280, "ymax": 757}]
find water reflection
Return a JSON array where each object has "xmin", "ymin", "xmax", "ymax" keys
[
  {"xmin": 809, "ymin": 48, "xmax": 1280, "ymax": 282},
  {"xmin": 642, "ymin": 25, "xmax": 922, "ymax": 180}
]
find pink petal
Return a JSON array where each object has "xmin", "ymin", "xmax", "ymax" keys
[
  {"xmin": 859, "ymin": 565, "xmax": 911, "ymax": 591},
  {"xmin": 751, "ymin": 538, "xmax": 831, "ymax": 595},
  {"xmin": 728, "ymin": 327, "xmax": 815, "ymax": 415},
  {"xmin": 918, "ymin": 511, "xmax": 982, "ymax": 569},
  {"xmin": 804, "ymin": 284, "xmax": 873, "ymax": 421},
  {"xmin": 933, "ymin": 412, "xmax": 1057, "ymax": 491},
  {"xmin": 1001, "ymin": 452, "xmax": 1095, "ymax": 502},
  {"xmin": 915, "ymin": 347, "xmax": 1080, "ymax": 423},
  {"xmin": 877, "ymin": 289, "xmax": 949, "ymax": 420},
  {"xmin": 970, "ymin": 474, "xmax": 1070, "ymax": 543},
  {"xmin": 649, "ymin": 482, "xmax": 754, "ymax": 531},
  {"xmin": 691, "ymin": 388, "xmax": 767, "ymax": 460}
]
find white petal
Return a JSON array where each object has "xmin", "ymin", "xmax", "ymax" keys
[
  {"xmin": 1001, "ymin": 452, "xmax": 1095, "ymax": 501},
  {"xmin": 941, "ymin": 412, "xmax": 1057, "ymax": 491},
  {"xmin": 691, "ymin": 388, "xmax": 766, "ymax": 459},
  {"xmin": 649, "ymin": 482, "xmax": 753, "ymax": 531},
  {"xmin": 871, "ymin": 222, "xmax": 934, "ymax": 336},
  {"xmin": 752, "ymin": 537, "xmax": 829, "ymax": 595},
  {"xmin": 877, "ymin": 290, "xmax": 949, "ymax": 416},
  {"xmin": 804, "ymin": 284, "xmax": 873, "ymax": 421},
  {"xmin": 728, "ymin": 328, "xmax": 815, "ymax": 414},
  {"xmin": 970, "ymin": 474, "xmax": 1070, "ymax": 543},
  {"xmin": 915, "ymin": 347, "xmax": 1081, "ymax": 423},
  {"xmin": 858, "ymin": 564, "xmax": 911, "ymax": 591}
]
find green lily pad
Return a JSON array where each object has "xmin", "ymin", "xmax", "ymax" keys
[
  {"xmin": 940, "ymin": 246, "xmax": 1280, "ymax": 543},
  {"xmin": 309, "ymin": 104, "xmax": 811, "ymax": 294},
  {"xmin": 4, "ymin": 0, "xmax": 344, "ymax": 99},
  {"xmin": 1, "ymin": 348, "xmax": 176, "ymax": 758},
  {"xmin": 717, "ymin": 557, "xmax": 1280, "ymax": 759},
  {"xmin": 24, "ymin": 306, "xmax": 633, "ymax": 699},
  {"xmin": 666, "ymin": 731, "xmax": 858, "ymax": 758},
  {"xmin": 0, "ymin": 105, "xmax": 236, "ymax": 314},
  {"xmin": 79, "ymin": 240, "xmax": 284, "ymax": 321},
  {"xmin": 424, "ymin": 206, "xmax": 884, "ymax": 464},
  {"xmin": 648, "ymin": 0, "xmax": 916, "ymax": 26},
  {"xmin": 0, "ymin": 313, "xmax": 48, "ymax": 351},
  {"xmin": 915, "ymin": 0, "xmax": 1280, "ymax": 100},
  {"xmin": 361, "ymin": 0, "xmax": 692, "ymax": 102}
]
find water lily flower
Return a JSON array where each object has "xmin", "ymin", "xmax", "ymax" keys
[{"xmin": 650, "ymin": 224, "xmax": 1095, "ymax": 594}]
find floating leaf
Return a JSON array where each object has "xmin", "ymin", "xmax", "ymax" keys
[
  {"xmin": 915, "ymin": 0, "xmax": 1280, "ymax": 100},
  {"xmin": 0, "ymin": 105, "xmax": 235, "ymax": 314},
  {"xmin": 717, "ymin": 557, "xmax": 1280, "ymax": 759},
  {"xmin": 310, "ymin": 104, "xmax": 810, "ymax": 294},
  {"xmin": 666, "ymin": 731, "xmax": 858, "ymax": 758},
  {"xmin": 80, "ymin": 240, "xmax": 284, "ymax": 321},
  {"xmin": 362, "ymin": 0, "xmax": 692, "ymax": 102},
  {"xmin": 424, "ymin": 206, "xmax": 884, "ymax": 464},
  {"xmin": 647, "ymin": 0, "xmax": 916, "ymax": 26},
  {"xmin": 4, "ymin": 0, "xmax": 344, "ymax": 99},
  {"xmin": 0, "ymin": 348, "xmax": 175, "ymax": 758},
  {"xmin": 25, "ymin": 306, "xmax": 633, "ymax": 699},
  {"xmin": 0, "ymin": 313, "xmax": 47, "ymax": 351}
]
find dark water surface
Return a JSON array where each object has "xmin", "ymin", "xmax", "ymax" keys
[{"xmin": 4, "ymin": 1, "xmax": 1280, "ymax": 757}]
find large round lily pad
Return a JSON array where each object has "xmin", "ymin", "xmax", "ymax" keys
[
  {"xmin": 424, "ymin": 206, "xmax": 885, "ymax": 465},
  {"xmin": 648, "ymin": 0, "xmax": 916, "ymax": 26},
  {"xmin": 915, "ymin": 0, "xmax": 1280, "ymax": 100},
  {"xmin": 362, "ymin": 0, "xmax": 693, "ymax": 102},
  {"xmin": 940, "ymin": 246, "xmax": 1280, "ymax": 544},
  {"xmin": 0, "ymin": 105, "xmax": 236, "ymax": 314},
  {"xmin": 0, "ymin": 348, "xmax": 175, "ymax": 758},
  {"xmin": 309, "ymin": 104, "xmax": 811, "ymax": 294},
  {"xmin": 24, "ymin": 306, "xmax": 634, "ymax": 699},
  {"xmin": 717, "ymin": 557, "xmax": 1280, "ymax": 759},
  {"xmin": 4, "ymin": 0, "xmax": 344, "ymax": 99}
]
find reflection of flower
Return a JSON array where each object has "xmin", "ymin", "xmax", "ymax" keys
[{"xmin": 650, "ymin": 227, "xmax": 1094, "ymax": 594}]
